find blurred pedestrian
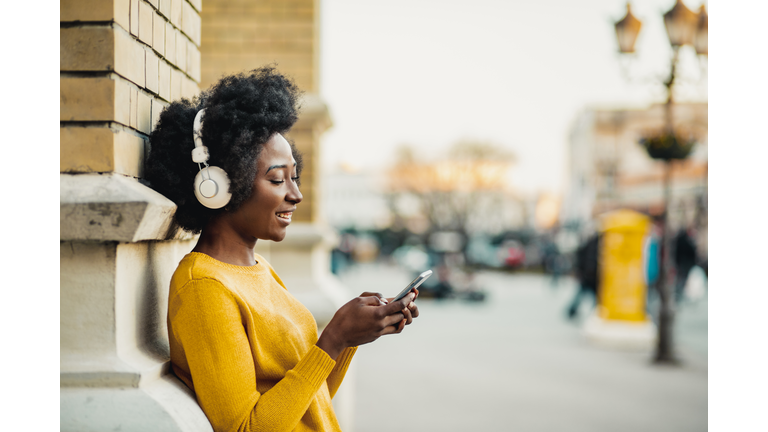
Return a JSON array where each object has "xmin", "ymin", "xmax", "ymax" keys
[
  {"xmin": 674, "ymin": 227, "xmax": 698, "ymax": 304},
  {"xmin": 567, "ymin": 233, "xmax": 599, "ymax": 319},
  {"xmin": 643, "ymin": 216, "xmax": 663, "ymax": 311},
  {"xmin": 543, "ymin": 238, "xmax": 562, "ymax": 287}
]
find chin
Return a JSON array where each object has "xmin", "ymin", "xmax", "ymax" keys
[{"xmin": 270, "ymin": 231, "xmax": 288, "ymax": 242}]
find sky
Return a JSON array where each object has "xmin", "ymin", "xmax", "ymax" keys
[{"xmin": 318, "ymin": 0, "xmax": 708, "ymax": 197}]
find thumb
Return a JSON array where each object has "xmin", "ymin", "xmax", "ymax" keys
[{"xmin": 383, "ymin": 292, "xmax": 414, "ymax": 314}]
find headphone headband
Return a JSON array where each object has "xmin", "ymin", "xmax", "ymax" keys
[{"xmin": 191, "ymin": 109, "xmax": 209, "ymax": 163}]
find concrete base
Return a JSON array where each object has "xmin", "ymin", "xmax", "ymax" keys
[
  {"xmin": 582, "ymin": 312, "xmax": 657, "ymax": 351},
  {"xmin": 61, "ymin": 375, "xmax": 212, "ymax": 432}
]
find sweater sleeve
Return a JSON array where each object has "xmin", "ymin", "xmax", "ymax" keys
[
  {"xmin": 326, "ymin": 347, "xmax": 357, "ymax": 399},
  {"xmin": 171, "ymin": 279, "xmax": 337, "ymax": 432}
]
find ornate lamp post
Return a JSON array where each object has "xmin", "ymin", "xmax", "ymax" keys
[{"xmin": 613, "ymin": 0, "xmax": 707, "ymax": 364}]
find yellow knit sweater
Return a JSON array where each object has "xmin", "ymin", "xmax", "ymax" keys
[{"xmin": 168, "ymin": 252, "xmax": 357, "ymax": 432}]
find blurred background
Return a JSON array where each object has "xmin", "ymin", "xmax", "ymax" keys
[
  {"xmin": 59, "ymin": 0, "xmax": 712, "ymax": 431},
  {"xmin": 318, "ymin": 1, "xmax": 708, "ymax": 431}
]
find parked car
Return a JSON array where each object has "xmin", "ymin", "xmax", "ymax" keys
[
  {"xmin": 498, "ymin": 240, "xmax": 525, "ymax": 268},
  {"xmin": 465, "ymin": 235, "xmax": 501, "ymax": 268}
]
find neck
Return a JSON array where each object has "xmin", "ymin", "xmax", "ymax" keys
[{"xmin": 193, "ymin": 214, "xmax": 258, "ymax": 266}]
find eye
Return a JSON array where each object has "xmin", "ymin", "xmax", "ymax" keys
[
  {"xmin": 291, "ymin": 176, "xmax": 301, "ymax": 186},
  {"xmin": 270, "ymin": 180, "xmax": 285, "ymax": 185}
]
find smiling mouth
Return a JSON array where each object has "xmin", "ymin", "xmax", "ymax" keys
[{"xmin": 276, "ymin": 212, "xmax": 293, "ymax": 221}]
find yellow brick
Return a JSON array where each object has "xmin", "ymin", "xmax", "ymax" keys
[
  {"xmin": 151, "ymin": 98, "xmax": 168, "ymax": 132},
  {"xmin": 129, "ymin": 87, "xmax": 138, "ymax": 128},
  {"xmin": 61, "ymin": 0, "xmax": 130, "ymax": 31},
  {"xmin": 188, "ymin": 0, "xmax": 201, "ymax": 13},
  {"xmin": 170, "ymin": 0, "xmax": 182, "ymax": 27},
  {"xmin": 181, "ymin": 74, "xmax": 199, "ymax": 99},
  {"xmin": 139, "ymin": 1, "xmax": 153, "ymax": 44},
  {"xmin": 130, "ymin": 0, "xmax": 139, "ymax": 36},
  {"xmin": 153, "ymin": 11, "xmax": 165, "ymax": 56},
  {"xmin": 114, "ymin": 130, "xmax": 146, "ymax": 177},
  {"xmin": 137, "ymin": 91, "xmax": 152, "ymax": 134},
  {"xmin": 187, "ymin": 39, "xmax": 200, "ymax": 82},
  {"xmin": 60, "ymin": 126, "xmax": 144, "ymax": 177},
  {"xmin": 60, "ymin": 27, "xmax": 114, "ymax": 72},
  {"xmin": 159, "ymin": 0, "xmax": 171, "ymax": 19},
  {"xmin": 61, "ymin": 77, "xmax": 131, "ymax": 125},
  {"xmin": 176, "ymin": 31, "xmax": 187, "ymax": 72},
  {"xmin": 145, "ymin": 50, "xmax": 159, "ymax": 94},
  {"xmin": 165, "ymin": 22, "xmax": 176, "ymax": 64},
  {"xmin": 158, "ymin": 60, "xmax": 171, "ymax": 101},
  {"xmin": 171, "ymin": 69, "xmax": 183, "ymax": 101},
  {"xmin": 181, "ymin": 0, "xmax": 201, "ymax": 46},
  {"xmin": 117, "ymin": 79, "xmax": 132, "ymax": 125},
  {"xmin": 60, "ymin": 127, "xmax": 115, "ymax": 173},
  {"xmin": 114, "ymin": 29, "xmax": 145, "ymax": 87}
]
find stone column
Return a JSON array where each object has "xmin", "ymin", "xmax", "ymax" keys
[{"xmin": 60, "ymin": 0, "xmax": 212, "ymax": 430}]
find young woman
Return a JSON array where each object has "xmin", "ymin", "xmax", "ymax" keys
[{"xmin": 146, "ymin": 66, "xmax": 419, "ymax": 432}]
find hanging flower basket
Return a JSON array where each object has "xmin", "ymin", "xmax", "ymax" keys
[{"xmin": 639, "ymin": 130, "xmax": 696, "ymax": 160}]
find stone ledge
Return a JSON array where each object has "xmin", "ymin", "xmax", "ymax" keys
[
  {"xmin": 60, "ymin": 173, "xmax": 193, "ymax": 242},
  {"xmin": 61, "ymin": 374, "xmax": 213, "ymax": 432},
  {"xmin": 295, "ymin": 93, "xmax": 333, "ymax": 132}
]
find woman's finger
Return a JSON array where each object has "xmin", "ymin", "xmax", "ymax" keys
[
  {"xmin": 359, "ymin": 296, "xmax": 386, "ymax": 306},
  {"xmin": 401, "ymin": 305, "xmax": 413, "ymax": 325},
  {"xmin": 360, "ymin": 292, "xmax": 384, "ymax": 299},
  {"xmin": 381, "ymin": 293, "xmax": 415, "ymax": 315},
  {"xmin": 379, "ymin": 318, "xmax": 407, "ymax": 336},
  {"xmin": 408, "ymin": 301, "xmax": 419, "ymax": 318},
  {"xmin": 382, "ymin": 311, "xmax": 405, "ymax": 328}
]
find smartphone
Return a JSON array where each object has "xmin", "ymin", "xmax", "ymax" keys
[{"xmin": 393, "ymin": 270, "xmax": 433, "ymax": 302}]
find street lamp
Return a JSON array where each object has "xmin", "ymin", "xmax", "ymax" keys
[
  {"xmin": 614, "ymin": 3, "xmax": 642, "ymax": 53},
  {"xmin": 663, "ymin": 0, "xmax": 699, "ymax": 47},
  {"xmin": 694, "ymin": 5, "xmax": 708, "ymax": 56},
  {"xmin": 612, "ymin": 0, "xmax": 707, "ymax": 365}
]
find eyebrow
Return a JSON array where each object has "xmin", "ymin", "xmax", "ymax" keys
[{"xmin": 266, "ymin": 162, "xmax": 297, "ymax": 173}]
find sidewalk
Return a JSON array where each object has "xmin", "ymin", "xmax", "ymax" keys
[{"xmin": 336, "ymin": 263, "xmax": 707, "ymax": 432}]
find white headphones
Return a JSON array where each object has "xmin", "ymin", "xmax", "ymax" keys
[{"xmin": 192, "ymin": 109, "xmax": 232, "ymax": 209}]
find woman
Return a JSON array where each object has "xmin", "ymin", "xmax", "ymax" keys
[{"xmin": 146, "ymin": 66, "xmax": 419, "ymax": 432}]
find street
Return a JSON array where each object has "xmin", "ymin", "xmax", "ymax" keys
[{"xmin": 335, "ymin": 263, "xmax": 708, "ymax": 432}]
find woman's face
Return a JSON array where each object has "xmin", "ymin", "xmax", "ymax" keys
[{"xmin": 230, "ymin": 133, "xmax": 302, "ymax": 242}]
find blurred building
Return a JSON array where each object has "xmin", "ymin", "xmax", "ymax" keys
[
  {"xmin": 562, "ymin": 102, "xmax": 707, "ymax": 253},
  {"xmin": 323, "ymin": 165, "xmax": 392, "ymax": 231}
]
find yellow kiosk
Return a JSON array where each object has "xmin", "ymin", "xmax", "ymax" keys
[{"xmin": 583, "ymin": 209, "xmax": 657, "ymax": 349}]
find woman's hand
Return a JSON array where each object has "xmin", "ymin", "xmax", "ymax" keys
[
  {"xmin": 383, "ymin": 288, "xmax": 420, "ymax": 328},
  {"xmin": 316, "ymin": 290, "xmax": 419, "ymax": 360}
]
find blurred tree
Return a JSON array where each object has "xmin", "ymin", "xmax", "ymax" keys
[{"xmin": 386, "ymin": 141, "xmax": 517, "ymax": 259}]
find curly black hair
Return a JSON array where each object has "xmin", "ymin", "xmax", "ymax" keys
[{"xmin": 145, "ymin": 66, "xmax": 304, "ymax": 234}]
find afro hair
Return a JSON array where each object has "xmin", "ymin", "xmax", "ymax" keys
[{"xmin": 145, "ymin": 66, "xmax": 304, "ymax": 234}]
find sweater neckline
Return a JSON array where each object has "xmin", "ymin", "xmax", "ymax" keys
[{"xmin": 187, "ymin": 251, "xmax": 262, "ymax": 274}]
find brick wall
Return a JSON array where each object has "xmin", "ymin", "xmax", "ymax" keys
[
  {"xmin": 199, "ymin": 0, "xmax": 318, "ymax": 92},
  {"xmin": 61, "ymin": 0, "xmax": 202, "ymax": 179}
]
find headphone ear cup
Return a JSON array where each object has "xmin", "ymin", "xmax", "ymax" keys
[{"xmin": 193, "ymin": 166, "xmax": 232, "ymax": 209}]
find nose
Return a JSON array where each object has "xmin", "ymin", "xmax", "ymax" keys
[{"xmin": 287, "ymin": 181, "xmax": 303, "ymax": 204}]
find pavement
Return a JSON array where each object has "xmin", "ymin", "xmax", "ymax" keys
[{"xmin": 335, "ymin": 262, "xmax": 708, "ymax": 432}]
